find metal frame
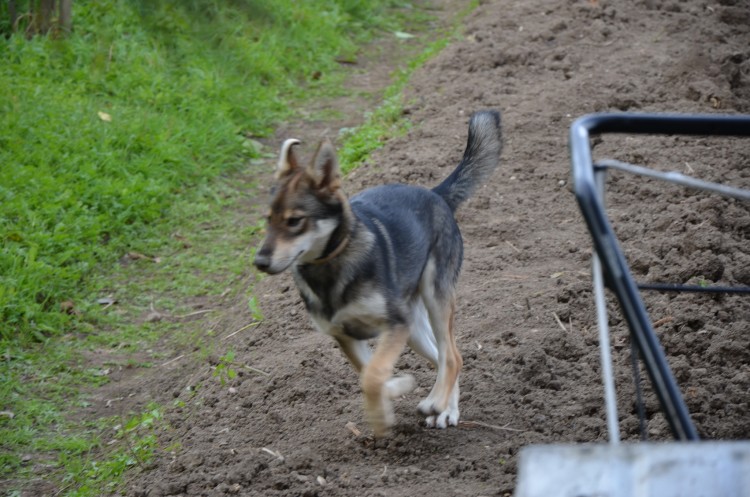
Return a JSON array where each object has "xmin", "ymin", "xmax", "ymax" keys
[{"xmin": 569, "ymin": 113, "xmax": 750, "ymax": 441}]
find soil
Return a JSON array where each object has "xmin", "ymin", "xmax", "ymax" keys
[{"xmin": 90, "ymin": 0, "xmax": 750, "ymax": 495}]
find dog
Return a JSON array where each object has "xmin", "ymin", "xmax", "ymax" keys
[{"xmin": 253, "ymin": 111, "xmax": 502, "ymax": 436}]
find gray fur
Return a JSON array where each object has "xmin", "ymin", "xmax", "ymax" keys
[{"xmin": 432, "ymin": 110, "xmax": 502, "ymax": 211}]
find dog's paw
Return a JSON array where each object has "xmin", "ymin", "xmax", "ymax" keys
[
  {"xmin": 424, "ymin": 406, "xmax": 460, "ymax": 429},
  {"xmin": 364, "ymin": 389, "xmax": 395, "ymax": 438},
  {"xmin": 419, "ymin": 381, "xmax": 459, "ymax": 429},
  {"xmin": 367, "ymin": 402, "xmax": 395, "ymax": 438},
  {"xmin": 385, "ymin": 375, "xmax": 416, "ymax": 399},
  {"xmin": 417, "ymin": 396, "xmax": 448, "ymax": 417}
]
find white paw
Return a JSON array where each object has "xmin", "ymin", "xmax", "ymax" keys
[
  {"xmin": 386, "ymin": 375, "xmax": 416, "ymax": 399},
  {"xmin": 424, "ymin": 406, "xmax": 460, "ymax": 429},
  {"xmin": 420, "ymin": 379, "xmax": 459, "ymax": 429},
  {"xmin": 417, "ymin": 395, "xmax": 445, "ymax": 416}
]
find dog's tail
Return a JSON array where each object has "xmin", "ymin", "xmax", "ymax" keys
[{"xmin": 432, "ymin": 110, "xmax": 502, "ymax": 212}]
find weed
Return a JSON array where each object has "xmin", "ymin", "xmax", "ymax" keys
[
  {"xmin": 59, "ymin": 405, "xmax": 165, "ymax": 496},
  {"xmin": 213, "ymin": 350, "xmax": 238, "ymax": 386},
  {"xmin": 339, "ymin": 93, "xmax": 412, "ymax": 173},
  {"xmin": 247, "ymin": 296, "xmax": 265, "ymax": 322}
]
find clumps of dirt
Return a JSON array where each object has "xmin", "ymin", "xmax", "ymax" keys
[{"xmin": 121, "ymin": 0, "xmax": 749, "ymax": 495}]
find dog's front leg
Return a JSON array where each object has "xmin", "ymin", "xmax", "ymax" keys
[
  {"xmin": 334, "ymin": 335, "xmax": 371, "ymax": 373},
  {"xmin": 337, "ymin": 335, "xmax": 416, "ymax": 402},
  {"xmin": 361, "ymin": 325, "xmax": 410, "ymax": 437}
]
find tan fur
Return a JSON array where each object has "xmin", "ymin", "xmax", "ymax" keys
[{"xmin": 361, "ymin": 325, "xmax": 411, "ymax": 437}]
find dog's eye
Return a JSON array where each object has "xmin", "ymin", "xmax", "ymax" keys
[{"xmin": 286, "ymin": 217, "xmax": 303, "ymax": 228}]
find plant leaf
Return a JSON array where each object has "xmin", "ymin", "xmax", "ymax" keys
[{"xmin": 393, "ymin": 31, "xmax": 415, "ymax": 40}]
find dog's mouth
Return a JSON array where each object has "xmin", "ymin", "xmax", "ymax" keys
[{"xmin": 254, "ymin": 250, "xmax": 305, "ymax": 275}]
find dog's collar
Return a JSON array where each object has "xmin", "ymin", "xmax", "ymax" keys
[
  {"xmin": 310, "ymin": 233, "xmax": 350, "ymax": 265},
  {"xmin": 307, "ymin": 189, "xmax": 351, "ymax": 266}
]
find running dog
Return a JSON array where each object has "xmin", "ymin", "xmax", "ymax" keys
[{"xmin": 253, "ymin": 111, "xmax": 502, "ymax": 436}]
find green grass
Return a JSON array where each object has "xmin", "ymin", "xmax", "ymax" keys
[
  {"xmin": 58, "ymin": 405, "xmax": 165, "ymax": 497},
  {"xmin": 0, "ymin": 0, "xmax": 476, "ymax": 494},
  {"xmin": 0, "ymin": 0, "xmax": 404, "ymax": 343},
  {"xmin": 0, "ymin": 0, "xmax": 417, "ymax": 493},
  {"xmin": 1, "ymin": 174, "xmax": 268, "ymax": 495}
]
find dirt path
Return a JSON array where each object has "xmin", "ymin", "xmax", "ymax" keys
[{"xmin": 122, "ymin": 1, "xmax": 749, "ymax": 496}]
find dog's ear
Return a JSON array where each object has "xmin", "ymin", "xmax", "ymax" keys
[
  {"xmin": 308, "ymin": 139, "xmax": 341, "ymax": 191},
  {"xmin": 275, "ymin": 139, "xmax": 301, "ymax": 180}
]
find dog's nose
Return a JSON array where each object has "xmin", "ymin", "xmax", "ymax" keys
[{"xmin": 253, "ymin": 253, "xmax": 271, "ymax": 272}]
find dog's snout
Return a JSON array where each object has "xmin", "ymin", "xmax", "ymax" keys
[{"xmin": 254, "ymin": 251, "xmax": 271, "ymax": 272}]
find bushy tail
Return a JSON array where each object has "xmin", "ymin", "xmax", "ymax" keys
[{"xmin": 432, "ymin": 110, "xmax": 502, "ymax": 211}]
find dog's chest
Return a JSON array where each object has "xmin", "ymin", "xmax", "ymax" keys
[{"xmin": 292, "ymin": 269, "xmax": 388, "ymax": 340}]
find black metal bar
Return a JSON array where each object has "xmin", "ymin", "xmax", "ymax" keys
[
  {"xmin": 637, "ymin": 283, "xmax": 750, "ymax": 294},
  {"xmin": 569, "ymin": 112, "xmax": 750, "ymax": 441},
  {"xmin": 630, "ymin": 339, "xmax": 648, "ymax": 441}
]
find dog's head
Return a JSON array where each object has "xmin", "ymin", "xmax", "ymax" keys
[{"xmin": 253, "ymin": 139, "xmax": 347, "ymax": 274}]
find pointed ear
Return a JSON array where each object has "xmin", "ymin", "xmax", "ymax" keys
[
  {"xmin": 275, "ymin": 139, "xmax": 301, "ymax": 179},
  {"xmin": 308, "ymin": 140, "xmax": 341, "ymax": 191}
]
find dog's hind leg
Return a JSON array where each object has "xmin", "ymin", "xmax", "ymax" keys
[
  {"xmin": 416, "ymin": 296, "xmax": 462, "ymax": 428},
  {"xmin": 408, "ymin": 299, "xmax": 438, "ymax": 365},
  {"xmin": 408, "ymin": 300, "xmax": 460, "ymax": 428},
  {"xmin": 415, "ymin": 260, "xmax": 463, "ymax": 427},
  {"xmin": 361, "ymin": 325, "xmax": 410, "ymax": 437}
]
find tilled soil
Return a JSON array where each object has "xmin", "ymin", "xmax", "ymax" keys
[{"xmin": 121, "ymin": 0, "xmax": 749, "ymax": 495}]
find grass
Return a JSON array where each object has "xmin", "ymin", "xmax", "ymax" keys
[
  {"xmin": 0, "ymin": 0, "xmax": 415, "ymax": 493},
  {"xmin": 1, "ymin": 174, "xmax": 268, "ymax": 495},
  {"xmin": 59, "ymin": 405, "xmax": 165, "ymax": 496},
  {"xmin": 0, "ymin": 0, "xmax": 477, "ymax": 494},
  {"xmin": 0, "ymin": 0, "xmax": 405, "ymax": 343}
]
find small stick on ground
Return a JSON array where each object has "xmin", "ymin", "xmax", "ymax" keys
[
  {"xmin": 459, "ymin": 420, "xmax": 524, "ymax": 432},
  {"xmin": 262, "ymin": 447, "xmax": 284, "ymax": 462},
  {"xmin": 242, "ymin": 363, "xmax": 270, "ymax": 376},
  {"xmin": 345, "ymin": 421, "xmax": 362, "ymax": 437},
  {"xmin": 653, "ymin": 316, "xmax": 674, "ymax": 328},
  {"xmin": 160, "ymin": 354, "xmax": 185, "ymax": 367},
  {"xmin": 222, "ymin": 321, "xmax": 260, "ymax": 341},
  {"xmin": 505, "ymin": 241, "xmax": 522, "ymax": 253},
  {"xmin": 553, "ymin": 312, "xmax": 568, "ymax": 332}
]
